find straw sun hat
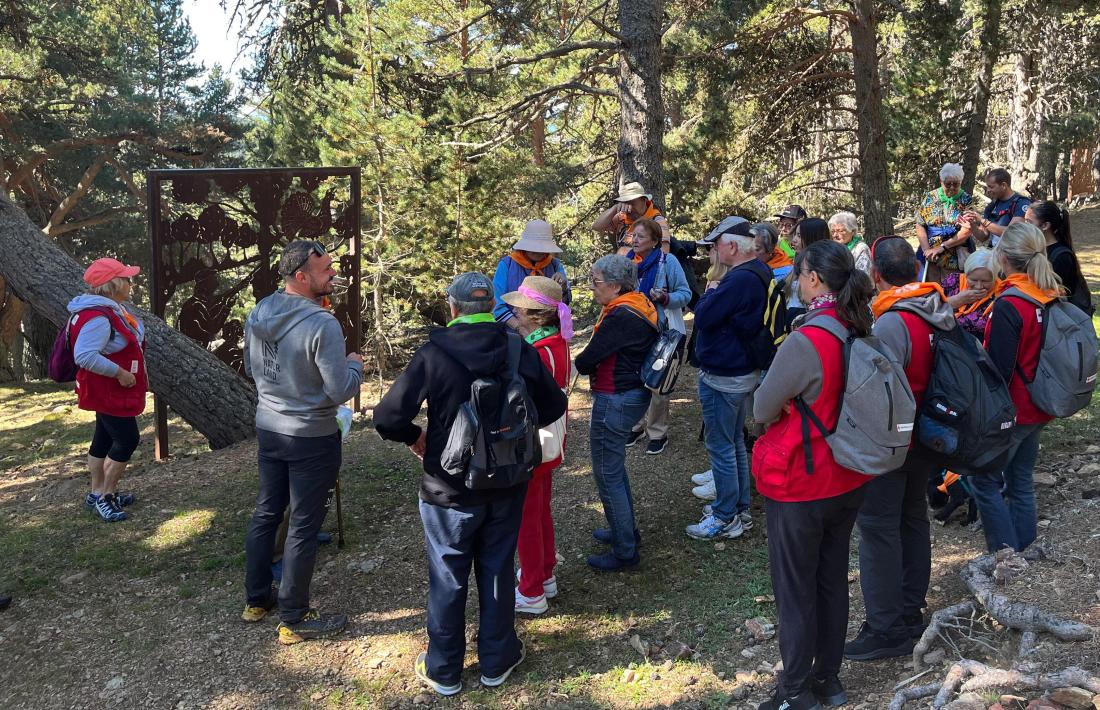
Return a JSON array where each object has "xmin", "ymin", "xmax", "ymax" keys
[
  {"xmin": 502, "ymin": 275, "xmax": 563, "ymax": 311},
  {"xmin": 512, "ymin": 219, "xmax": 562, "ymax": 254}
]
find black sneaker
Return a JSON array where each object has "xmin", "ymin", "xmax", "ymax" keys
[
  {"xmin": 592, "ymin": 527, "xmax": 642, "ymax": 546},
  {"xmin": 94, "ymin": 494, "xmax": 127, "ymax": 522},
  {"xmin": 0, "ymin": 593, "xmax": 11, "ymax": 611},
  {"xmin": 277, "ymin": 609, "xmax": 347, "ymax": 645},
  {"xmin": 902, "ymin": 612, "xmax": 927, "ymax": 640},
  {"xmin": 645, "ymin": 437, "xmax": 668, "ymax": 455},
  {"xmin": 811, "ymin": 675, "xmax": 848, "ymax": 707},
  {"xmin": 758, "ymin": 690, "xmax": 824, "ymax": 710},
  {"xmin": 843, "ymin": 622, "xmax": 914, "ymax": 661},
  {"xmin": 625, "ymin": 430, "xmax": 645, "ymax": 448}
]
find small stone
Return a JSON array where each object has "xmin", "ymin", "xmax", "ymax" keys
[
  {"xmin": 753, "ymin": 595, "xmax": 775, "ymax": 604},
  {"xmin": 741, "ymin": 648, "xmax": 756, "ymax": 658},
  {"xmin": 310, "ymin": 692, "xmax": 324, "ymax": 701},
  {"xmin": 61, "ymin": 571, "xmax": 89, "ymax": 585},
  {"xmin": 367, "ymin": 658, "xmax": 384, "ymax": 669},
  {"xmin": 694, "ymin": 624, "xmax": 706, "ymax": 638},
  {"xmin": 730, "ymin": 685, "xmax": 750, "ymax": 700},
  {"xmin": 621, "ymin": 669, "xmax": 636, "ymax": 684},
  {"xmin": 660, "ymin": 660, "xmax": 674, "ymax": 672},
  {"xmin": 412, "ymin": 693, "xmax": 430, "ymax": 705},
  {"xmin": 1033, "ymin": 472, "xmax": 1057, "ymax": 487},
  {"xmin": 714, "ymin": 542, "xmax": 726, "ymax": 551},
  {"xmin": 1048, "ymin": 687, "xmax": 1094, "ymax": 709},
  {"xmin": 1037, "ymin": 519, "xmax": 1052, "ymax": 528},
  {"xmin": 1086, "ymin": 445, "xmax": 1100, "ymax": 454},
  {"xmin": 757, "ymin": 662, "xmax": 774, "ymax": 674},
  {"xmin": 629, "ymin": 634, "xmax": 650, "ymax": 658},
  {"xmin": 735, "ymin": 671, "xmax": 756, "ymax": 684},
  {"xmin": 104, "ymin": 677, "xmax": 124, "ymax": 691},
  {"xmin": 1079, "ymin": 462, "xmax": 1100, "ymax": 476},
  {"xmin": 745, "ymin": 617, "xmax": 776, "ymax": 642},
  {"xmin": 517, "ymin": 693, "xmax": 531, "ymax": 705}
]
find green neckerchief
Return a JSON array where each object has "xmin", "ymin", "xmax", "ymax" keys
[
  {"xmin": 936, "ymin": 187, "xmax": 962, "ymax": 217},
  {"xmin": 778, "ymin": 238, "xmax": 796, "ymax": 259},
  {"xmin": 845, "ymin": 233, "xmax": 864, "ymax": 252},
  {"xmin": 447, "ymin": 312, "xmax": 496, "ymax": 327},
  {"xmin": 525, "ymin": 325, "xmax": 559, "ymax": 344}
]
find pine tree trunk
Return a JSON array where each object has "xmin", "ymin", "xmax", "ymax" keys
[
  {"xmin": 0, "ymin": 192, "xmax": 256, "ymax": 449},
  {"xmin": 20, "ymin": 307, "xmax": 54, "ymax": 380},
  {"xmin": 618, "ymin": 0, "xmax": 666, "ymax": 211},
  {"xmin": 1009, "ymin": 4, "xmax": 1042, "ymax": 195},
  {"xmin": 961, "ymin": 0, "xmax": 1003, "ymax": 192},
  {"xmin": 849, "ymin": 0, "xmax": 894, "ymax": 239}
]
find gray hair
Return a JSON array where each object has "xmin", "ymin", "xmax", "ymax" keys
[
  {"xmin": 750, "ymin": 223, "xmax": 778, "ymax": 253},
  {"xmin": 592, "ymin": 254, "xmax": 637, "ymax": 294},
  {"xmin": 963, "ymin": 247, "xmax": 995, "ymax": 275},
  {"xmin": 939, "ymin": 163, "xmax": 964, "ymax": 182},
  {"xmin": 90, "ymin": 277, "xmax": 128, "ymax": 299},
  {"xmin": 448, "ymin": 296, "xmax": 494, "ymax": 317},
  {"xmin": 828, "ymin": 211, "xmax": 858, "ymax": 234},
  {"xmin": 719, "ymin": 233, "xmax": 757, "ymax": 253}
]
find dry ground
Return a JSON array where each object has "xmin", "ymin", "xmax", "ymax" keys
[{"xmin": 1, "ymin": 207, "xmax": 1099, "ymax": 709}]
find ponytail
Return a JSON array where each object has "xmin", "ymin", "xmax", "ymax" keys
[
  {"xmin": 797, "ymin": 240, "xmax": 875, "ymax": 336},
  {"xmin": 995, "ymin": 222, "xmax": 1062, "ymax": 293}
]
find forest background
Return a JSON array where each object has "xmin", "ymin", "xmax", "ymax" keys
[{"xmin": 2, "ymin": 0, "xmax": 1100, "ymax": 383}]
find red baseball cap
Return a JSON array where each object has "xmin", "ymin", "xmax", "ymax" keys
[{"xmin": 83, "ymin": 258, "xmax": 140, "ymax": 288}]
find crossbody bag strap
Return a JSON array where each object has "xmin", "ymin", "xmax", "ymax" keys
[{"xmin": 793, "ymin": 395, "xmax": 830, "ymax": 475}]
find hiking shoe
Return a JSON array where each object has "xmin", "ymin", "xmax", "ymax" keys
[
  {"xmin": 84, "ymin": 492, "xmax": 99, "ymax": 509},
  {"xmin": 276, "ymin": 609, "xmax": 347, "ymax": 645},
  {"xmin": 514, "ymin": 588, "xmax": 548, "ymax": 615},
  {"xmin": 903, "ymin": 612, "xmax": 927, "ymax": 639},
  {"xmin": 414, "ymin": 651, "xmax": 462, "ymax": 696},
  {"xmin": 759, "ymin": 690, "xmax": 824, "ymax": 710},
  {"xmin": 625, "ymin": 429, "xmax": 645, "ymax": 448},
  {"xmin": 691, "ymin": 469, "xmax": 714, "ymax": 486},
  {"xmin": 592, "ymin": 527, "xmax": 642, "ymax": 546},
  {"xmin": 686, "ymin": 514, "xmax": 744, "ymax": 540},
  {"xmin": 843, "ymin": 622, "xmax": 913, "ymax": 661},
  {"xmin": 645, "ymin": 437, "xmax": 668, "ymax": 455},
  {"xmin": 586, "ymin": 551, "xmax": 640, "ymax": 572},
  {"xmin": 481, "ymin": 641, "xmax": 526, "ymax": 687},
  {"xmin": 241, "ymin": 593, "xmax": 277, "ymax": 623},
  {"xmin": 94, "ymin": 494, "xmax": 127, "ymax": 522},
  {"xmin": 114, "ymin": 491, "xmax": 136, "ymax": 507},
  {"xmin": 739, "ymin": 511, "xmax": 754, "ymax": 530},
  {"xmin": 812, "ymin": 675, "xmax": 848, "ymax": 707},
  {"xmin": 692, "ymin": 480, "xmax": 717, "ymax": 501}
]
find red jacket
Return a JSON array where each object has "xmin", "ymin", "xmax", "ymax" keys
[
  {"xmin": 894, "ymin": 312, "xmax": 935, "ymax": 408},
  {"xmin": 752, "ymin": 310, "xmax": 871, "ymax": 502},
  {"xmin": 71, "ymin": 309, "xmax": 148, "ymax": 417},
  {"xmin": 531, "ymin": 331, "xmax": 570, "ymax": 471}
]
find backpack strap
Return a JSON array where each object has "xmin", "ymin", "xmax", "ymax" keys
[
  {"xmin": 1000, "ymin": 287, "xmax": 1051, "ymax": 384},
  {"xmin": 617, "ymin": 304, "xmax": 661, "ymax": 332},
  {"xmin": 69, "ymin": 306, "xmax": 120, "ymax": 349},
  {"xmin": 793, "ymin": 396, "xmax": 831, "ymax": 474},
  {"xmin": 505, "ymin": 330, "xmax": 523, "ymax": 379}
]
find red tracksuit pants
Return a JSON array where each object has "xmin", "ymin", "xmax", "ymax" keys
[{"xmin": 516, "ymin": 460, "xmax": 557, "ymax": 598}]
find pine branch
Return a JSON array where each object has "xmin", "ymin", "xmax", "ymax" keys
[{"xmin": 446, "ymin": 40, "xmax": 620, "ymax": 78}]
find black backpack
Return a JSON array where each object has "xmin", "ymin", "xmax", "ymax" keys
[
  {"xmin": 439, "ymin": 332, "xmax": 541, "ymax": 490},
  {"xmin": 743, "ymin": 266, "xmax": 789, "ymax": 370},
  {"xmin": 914, "ymin": 324, "xmax": 1018, "ymax": 475}
]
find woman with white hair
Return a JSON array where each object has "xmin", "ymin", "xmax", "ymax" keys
[
  {"xmin": 942, "ymin": 248, "xmax": 999, "ymax": 339},
  {"xmin": 914, "ymin": 163, "xmax": 975, "ymax": 283},
  {"xmin": 828, "ymin": 211, "xmax": 871, "ymax": 274}
]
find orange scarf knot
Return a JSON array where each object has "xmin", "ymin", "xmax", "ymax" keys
[
  {"xmin": 996, "ymin": 273, "xmax": 1060, "ymax": 305},
  {"xmin": 510, "ymin": 250, "xmax": 555, "ymax": 276},
  {"xmin": 767, "ymin": 248, "xmax": 793, "ymax": 270},
  {"xmin": 594, "ymin": 291, "xmax": 658, "ymax": 332},
  {"xmin": 954, "ymin": 274, "xmax": 999, "ymax": 318},
  {"xmin": 871, "ymin": 282, "xmax": 947, "ymax": 319}
]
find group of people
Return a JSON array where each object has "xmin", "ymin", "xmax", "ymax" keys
[{"xmin": 59, "ymin": 167, "xmax": 1095, "ymax": 709}]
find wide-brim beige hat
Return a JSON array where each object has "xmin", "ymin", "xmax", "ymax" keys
[
  {"xmin": 615, "ymin": 181, "xmax": 652, "ymax": 202},
  {"xmin": 502, "ymin": 275, "xmax": 563, "ymax": 311},
  {"xmin": 512, "ymin": 219, "xmax": 561, "ymax": 253}
]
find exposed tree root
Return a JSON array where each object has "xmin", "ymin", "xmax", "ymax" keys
[
  {"xmin": 888, "ymin": 661, "xmax": 1100, "ymax": 709},
  {"xmin": 912, "ymin": 601, "xmax": 977, "ymax": 669}
]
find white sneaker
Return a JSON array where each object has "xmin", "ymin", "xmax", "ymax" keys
[
  {"xmin": 685, "ymin": 514, "xmax": 744, "ymax": 540},
  {"xmin": 702, "ymin": 505, "xmax": 754, "ymax": 531},
  {"xmin": 691, "ymin": 469, "xmax": 714, "ymax": 486},
  {"xmin": 542, "ymin": 575, "xmax": 558, "ymax": 599},
  {"xmin": 692, "ymin": 480, "xmax": 717, "ymax": 501},
  {"xmin": 515, "ymin": 588, "xmax": 549, "ymax": 615}
]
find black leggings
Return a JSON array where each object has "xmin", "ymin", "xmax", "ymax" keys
[{"xmin": 89, "ymin": 413, "xmax": 140, "ymax": 462}]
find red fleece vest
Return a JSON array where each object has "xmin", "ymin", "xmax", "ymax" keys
[
  {"xmin": 986, "ymin": 295, "xmax": 1052, "ymax": 425},
  {"xmin": 70, "ymin": 309, "xmax": 148, "ymax": 417},
  {"xmin": 894, "ymin": 311, "xmax": 935, "ymax": 408},
  {"xmin": 752, "ymin": 310, "xmax": 872, "ymax": 502}
]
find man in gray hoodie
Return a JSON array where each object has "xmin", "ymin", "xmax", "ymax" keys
[{"xmin": 241, "ymin": 240, "xmax": 363, "ymax": 645}]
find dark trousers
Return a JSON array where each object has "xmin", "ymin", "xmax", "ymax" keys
[
  {"xmin": 766, "ymin": 487, "xmax": 864, "ymax": 697},
  {"xmin": 244, "ymin": 428, "xmax": 340, "ymax": 623},
  {"xmin": 856, "ymin": 455, "xmax": 934, "ymax": 634},
  {"xmin": 419, "ymin": 489, "xmax": 527, "ymax": 686}
]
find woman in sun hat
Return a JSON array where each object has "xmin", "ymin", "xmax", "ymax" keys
[
  {"xmin": 66, "ymin": 257, "xmax": 147, "ymax": 522},
  {"xmin": 592, "ymin": 181, "xmax": 672, "ymax": 255},
  {"xmin": 492, "ymin": 220, "xmax": 571, "ymax": 336},
  {"xmin": 501, "ymin": 275, "xmax": 574, "ymax": 615}
]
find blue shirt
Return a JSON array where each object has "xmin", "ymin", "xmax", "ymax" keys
[{"xmin": 984, "ymin": 193, "xmax": 1030, "ymax": 227}]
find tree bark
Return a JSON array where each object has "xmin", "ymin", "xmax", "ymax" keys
[
  {"xmin": 617, "ymin": 0, "xmax": 666, "ymax": 211},
  {"xmin": 1009, "ymin": 2, "xmax": 1042, "ymax": 193},
  {"xmin": 0, "ymin": 192, "xmax": 256, "ymax": 449},
  {"xmin": 960, "ymin": 0, "xmax": 1003, "ymax": 193},
  {"xmin": 849, "ymin": 0, "xmax": 893, "ymax": 238},
  {"xmin": 20, "ymin": 307, "xmax": 54, "ymax": 380}
]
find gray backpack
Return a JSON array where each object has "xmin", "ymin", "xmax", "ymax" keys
[
  {"xmin": 1002, "ymin": 288, "xmax": 1099, "ymax": 417},
  {"xmin": 794, "ymin": 315, "xmax": 916, "ymax": 476}
]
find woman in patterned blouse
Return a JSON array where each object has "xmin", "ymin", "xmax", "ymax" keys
[{"xmin": 915, "ymin": 163, "xmax": 974, "ymax": 283}]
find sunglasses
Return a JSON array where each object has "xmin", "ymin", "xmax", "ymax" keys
[{"xmin": 287, "ymin": 241, "xmax": 328, "ymax": 275}]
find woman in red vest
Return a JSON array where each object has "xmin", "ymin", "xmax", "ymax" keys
[
  {"xmin": 751, "ymin": 240, "xmax": 876, "ymax": 710},
  {"xmin": 66, "ymin": 258, "xmax": 147, "ymax": 522},
  {"xmin": 501, "ymin": 276, "xmax": 573, "ymax": 615}
]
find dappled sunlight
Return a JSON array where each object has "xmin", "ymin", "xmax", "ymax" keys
[
  {"xmin": 141, "ymin": 509, "xmax": 217, "ymax": 551},
  {"xmin": 357, "ymin": 607, "xmax": 423, "ymax": 624}
]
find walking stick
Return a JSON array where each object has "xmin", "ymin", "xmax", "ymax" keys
[{"xmin": 335, "ymin": 477, "xmax": 345, "ymax": 548}]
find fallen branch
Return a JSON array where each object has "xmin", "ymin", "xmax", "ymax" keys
[
  {"xmin": 887, "ymin": 682, "xmax": 941, "ymax": 710},
  {"xmin": 889, "ymin": 661, "xmax": 1100, "ymax": 709}
]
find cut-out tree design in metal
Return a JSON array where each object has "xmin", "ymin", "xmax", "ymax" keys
[{"xmin": 147, "ymin": 167, "xmax": 361, "ymax": 458}]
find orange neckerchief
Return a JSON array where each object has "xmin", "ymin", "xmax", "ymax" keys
[
  {"xmin": 996, "ymin": 273, "xmax": 1059, "ymax": 305},
  {"xmin": 955, "ymin": 274, "xmax": 999, "ymax": 318},
  {"xmin": 620, "ymin": 201, "xmax": 662, "ymax": 227},
  {"xmin": 937, "ymin": 471, "xmax": 961, "ymax": 494},
  {"xmin": 510, "ymin": 250, "xmax": 554, "ymax": 276},
  {"xmin": 767, "ymin": 248, "xmax": 793, "ymax": 270},
  {"xmin": 594, "ymin": 291, "xmax": 658, "ymax": 332},
  {"xmin": 871, "ymin": 282, "xmax": 947, "ymax": 319},
  {"xmin": 120, "ymin": 310, "xmax": 139, "ymax": 332}
]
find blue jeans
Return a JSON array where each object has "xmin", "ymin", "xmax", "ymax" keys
[
  {"xmin": 419, "ymin": 492, "xmax": 526, "ymax": 686},
  {"xmin": 699, "ymin": 377, "xmax": 751, "ymax": 522},
  {"xmin": 969, "ymin": 424, "xmax": 1044, "ymax": 552},
  {"xmin": 589, "ymin": 388, "xmax": 651, "ymax": 559}
]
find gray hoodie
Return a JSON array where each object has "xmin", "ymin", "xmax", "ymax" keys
[
  {"xmin": 244, "ymin": 290, "xmax": 362, "ymax": 437},
  {"xmin": 873, "ymin": 291, "xmax": 956, "ymax": 369}
]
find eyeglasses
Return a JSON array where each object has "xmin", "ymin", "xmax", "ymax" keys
[
  {"xmin": 590, "ymin": 277, "xmax": 607, "ymax": 285},
  {"xmin": 942, "ymin": 181, "xmax": 962, "ymax": 188},
  {"xmin": 287, "ymin": 241, "xmax": 327, "ymax": 275}
]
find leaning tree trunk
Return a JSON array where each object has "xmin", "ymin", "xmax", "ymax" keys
[
  {"xmin": 21, "ymin": 307, "xmax": 55, "ymax": 380},
  {"xmin": 849, "ymin": 0, "xmax": 894, "ymax": 238},
  {"xmin": 0, "ymin": 192, "xmax": 256, "ymax": 449},
  {"xmin": 961, "ymin": 0, "xmax": 1004, "ymax": 193},
  {"xmin": 618, "ymin": 0, "xmax": 667, "ymax": 211}
]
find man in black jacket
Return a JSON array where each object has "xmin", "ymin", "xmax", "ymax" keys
[{"xmin": 374, "ymin": 272, "xmax": 567, "ymax": 697}]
